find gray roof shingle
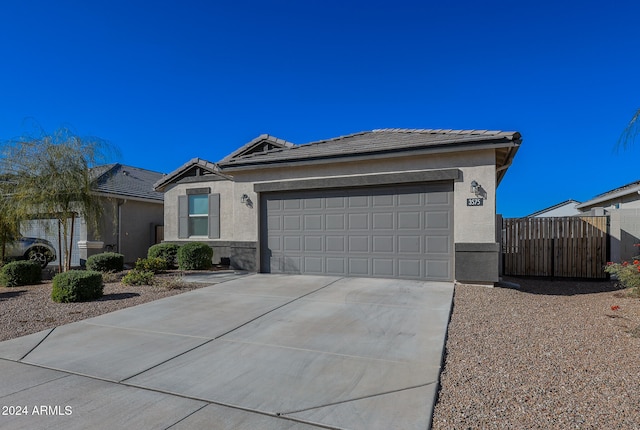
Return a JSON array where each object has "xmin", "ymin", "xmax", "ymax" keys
[
  {"xmin": 92, "ymin": 164, "xmax": 164, "ymax": 202},
  {"xmin": 218, "ymin": 128, "xmax": 521, "ymax": 167}
]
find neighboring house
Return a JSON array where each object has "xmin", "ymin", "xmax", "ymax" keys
[
  {"xmin": 23, "ymin": 163, "xmax": 165, "ymax": 266},
  {"xmin": 577, "ymin": 179, "xmax": 640, "ymax": 262},
  {"xmin": 154, "ymin": 129, "xmax": 522, "ymax": 284},
  {"xmin": 526, "ymin": 199, "xmax": 581, "ymax": 217}
]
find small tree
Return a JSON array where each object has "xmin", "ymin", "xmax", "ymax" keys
[
  {"xmin": 0, "ymin": 178, "xmax": 21, "ymax": 261},
  {"xmin": 0, "ymin": 127, "xmax": 118, "ymax": 271},
  {"xmin": 618, "ymin": 108, "xmax": 640, "ymax": 150}
]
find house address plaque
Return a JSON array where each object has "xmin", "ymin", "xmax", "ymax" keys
[{"xmin": 467, "ymin": 198, "xmax": 484, "ymax": 206}]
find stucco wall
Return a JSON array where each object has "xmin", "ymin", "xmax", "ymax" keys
[
  {"xmin": 162, "ymin": 149, "xmax": 498, "ymax": 245},
  {"xmin": 164, "ymin": 181, "xmax": 257, "ymax": 242},
  {"xmin": 609, "ymin": 209, "xmax": 640, "ymax": 262},
  {"xmin": 88, "ymin": 198, "xmax": 164, "ymax": 263},
  {"xmin": 119, "ymin": 200, "xmax": 164, "ymax": 262}
]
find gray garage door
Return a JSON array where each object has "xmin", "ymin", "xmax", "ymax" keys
[{"xmin": 261, "ymin": 183, "xmax": 453, "ymax": 281}]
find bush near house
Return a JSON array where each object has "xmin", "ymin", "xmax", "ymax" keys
[
  {"xmin": 177, "ymin": 242, "xmax": 213, "ymax": 270},
  {"xmin": 135, "ymin": 257, "xmax": 168, "ymax": 273},
  {"xmin": 51, "ymin": 270, "xmax": 103, "ymax": 303},
  {"xmin": 122, "ymin": 269, "xmax": 155, "ymax": 286},
  {"xmin": 0, "ymin": 260, "xmax": 42, "ymax": 287},
  {"xmin": 147, "ymin": 243, "xmax": 180, "ymax": 269},
  {"xmin": 86, "ymin": 252, "xmax": 125, "ymax": 273},
  {"xmin": 605, "ymin": 260, "xmax": 640, "ymax": 296},
  {"xmin": 120, "ymin": 257, "xmax": 168, "ymax": 286}
]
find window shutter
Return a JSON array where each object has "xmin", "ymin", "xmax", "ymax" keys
[
  {"xmin": 178, "ymin": 195, "xmax": 188, "ymax": 238},
  {"xmin": 208, "ymin": 193, "xmax": 220, "ymax": 239}
]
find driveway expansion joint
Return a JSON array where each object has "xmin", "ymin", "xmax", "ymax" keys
[
  {"xmin": 18, "ymin": 327, "xmax": 55, "ymax": 361},
  {"xmin": 278, "ymin": 381, "xmax": 439, "ymax": 416}
]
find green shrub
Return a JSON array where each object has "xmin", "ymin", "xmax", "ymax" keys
[
  {"xmin": 86, "ymin": 252, "xmax": 124, "ymax": 273},
  {"xmin": 51, "ymin": 270, "xmax": 103, "ymax": 303},
  {"xmin": 122, "ymin": 269, "xmax": 155, "ymax": 286},
  {"xmin": 605, "ymin": 260, "xmax": 640, "ymax": 296},
  {"xmin": 177, "ymin": 242, "xmax": 213, "ymax": 270},
  {"xmin": 0, "ymin": 260, "xmax": 42, "ymax": 287},
  {"xmin": 135, "ymin": 257, "xmax": 167, "ymax": 274},
  {"xmin": 147, "ymin": 243, "xmax": 180, "ymax": 268}
]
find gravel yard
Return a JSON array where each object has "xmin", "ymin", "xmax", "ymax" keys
[
  {"xmin": 1, "ymin": 274, "xmax": 639, "ymax": 428},
  {"xmin": 0, "ymin": 272, "xmax": 208, "ymax": 342},
  {"xmin": 432, "ymin": 277, "xmax": 640, "ymax": 429}
]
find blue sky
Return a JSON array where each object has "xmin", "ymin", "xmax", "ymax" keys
[{"xmin": 1, "ymin": 0, "xmax": 639, "ymax": 217}]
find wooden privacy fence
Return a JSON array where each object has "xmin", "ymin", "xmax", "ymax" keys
[{"xmin": 503, "ymin": 216, "xmax": 609, "ymax": 279}]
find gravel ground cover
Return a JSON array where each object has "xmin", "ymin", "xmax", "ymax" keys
[
  {"xmin": 0, "ymin": 272, "xmax": 208, "ymax": 342},
  {"xmin": 432, "ymin": 277, "xmax": 640, "ymax": 429}
]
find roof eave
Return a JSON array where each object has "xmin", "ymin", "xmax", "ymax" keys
[
  {"xmin": 219, "ymin": 138, "xmax": 521, "ymax": 172},
  {"xmin": 154, "ymin": 158, "xmax": 228, "ymax": 191},
  {"xmin": 576, "ymin": 185, "xmax": 640, "ymax": 209},
  {"xmin": 92, "ymin": 191, "xmax": 164, "ymax": 204}
]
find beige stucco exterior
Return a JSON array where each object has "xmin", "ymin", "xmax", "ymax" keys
[
  {"xmin": 163, "ymin": 149, "xmax": 498, "ymax": 245},
  {"xmin": 86, "ymin": 197, "xmax": 164, "ymax": 264}
]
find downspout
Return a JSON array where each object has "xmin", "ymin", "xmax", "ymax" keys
[{"xmin": 117, "ymin": 199, "xmax": 126, "ymax": 253}]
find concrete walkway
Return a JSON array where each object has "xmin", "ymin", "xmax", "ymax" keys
[{"xmin": 0, "ymin": 274, "xmax": 454, "ymax": 430}]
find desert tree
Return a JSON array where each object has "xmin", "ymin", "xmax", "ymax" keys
[
  {"xmin": 617, "ymin": 108, "xmax": 640, "ymax": 150},
  {"xmin": 0, "ymin": 176, "xmax": 21, "ymax": 261},
  {"xmin": 0, "ymin": 127, "xmax": 118, "ymax": 271}
]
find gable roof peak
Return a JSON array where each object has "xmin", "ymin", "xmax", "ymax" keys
[{"xmin": 220, "ymin": 134, "xmax": 296, "ymax": 163}]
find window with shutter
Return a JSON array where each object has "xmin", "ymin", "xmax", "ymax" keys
[{"xmin": 178, "ymin": 191, "xmax": 220, "ymax": 239}]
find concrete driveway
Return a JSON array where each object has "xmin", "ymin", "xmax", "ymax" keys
[{"xmin": 0, "ymin": 274, "xmax": 453, "ymax": 430}]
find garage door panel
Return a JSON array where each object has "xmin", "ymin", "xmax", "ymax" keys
[
  {"xmin": 348, "ymin": 213, "xmax": 369, "ymax": 230},
  {"xmin": 283, "ymin": 256, "xmax": 302, "ymax": 272},
  {"xmin": 304, "ymin": 214, "xmax": 322, "ymax": 230},
  {"xmin": 398, "ymin": 212, "xmax": 421, "ymax": 229},
  {"xmin": 373, "ymin": 194, "xmax": 394, "ymax": 207},
  {"xmin": 373, "ymin": 236, "xmax": 394, "ymax": 252},
  {"xmin": 426, "ymin": 236, "xmax": 450, "ymax": 254},
  {"xmin": 304, "ymin": 257, "xmax": 323, "ymax": 273},
  {"xmin": 398, "ymin": 193, "xmax": 421, "ymax": 206},
  {"xmin": 326, "ymin": 236, "xmax": 345, "ymax": 252},
  {"xmin": 267, "ymin": 215, "xmax": 282, "ymax": 231},
  {"xmin": 398, "ymin": 236, "xmax": 421, "ymax": 253},
  {"xmin": 304, "ymin": 198, "xmax": 323, "ymax": 209},
  {"xmin": 262, "ymin": 184, "xmax": 453, "ymax": 281},
  {"xmin": 373, "ymin": 212, "xmax": 394, "ymax": 229},
  {"xmin": 349, "ymin": 195, "xmax": 369, "ymax": 208},
  {"xmin": 349, "ymin": 258, "xmax": 369, "ymax": 275},
  {"xmin": 283, "ymin": 215, "xmax": 301, "ymax": 231},
  {"xmin": 426, "ymin": 191, "xmax": 450, "ymax": 204},
  {"xmin": 348, "ymin": 236, "xmax": 369, "ymax": 253},
  {"xmin": 283, "ymin": 199, "xmax": 301, "ymax": 210},
  {"xmin": 326, "ymin": 214, "xmax": 345, "ymax": 230},
  {"xmin": 326, "ymin": 258, "xmax": 345, "ymax": 274},
  {"xmin": 425, "ymin": 212, "xmax": 449, "ymax": 229},
  {"xmin": 326, "ymin": 197, "xmax": 346, "ymax": 209},
  {"xmin": 398, "ymin": 259, "xmax": 422, "ymax": 278},
  {"xmin": 426, "ymin": 260, "xmax": 450, "ymax": 280},
  {"xmin": 267, "ymin": 200, "xmax": 282, "ymax": 211},
  {"xmin": 304, "ymin": 236, "xmax": 323, "ymax": 252},
  {"xmin": 373, "ymin": 259, "xmax": 394, "ymax": 276},
  {"xmin": 268, "ymin": 236, "xmax": 282, "ymax": 252},
  {"xmin": 284, "ymin": 236, "xmax": 301, "ymax": 251}
]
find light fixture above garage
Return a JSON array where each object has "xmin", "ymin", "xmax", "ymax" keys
[
  {"xmin": 241, "ymin": 194, "xmax": 253, "ymax": 207},
  {"xmin": 471, "ymin": 180, "xmax": 480, "ymax": 196}
]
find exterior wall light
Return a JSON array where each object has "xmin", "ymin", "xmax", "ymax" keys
[
  {"xmin": 241, "ymin": 193, "xmax": 253, "ymax": 208},
  {"xmin": 470, "ymin": 180, "xmax": 480, "ymax": 196}
]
